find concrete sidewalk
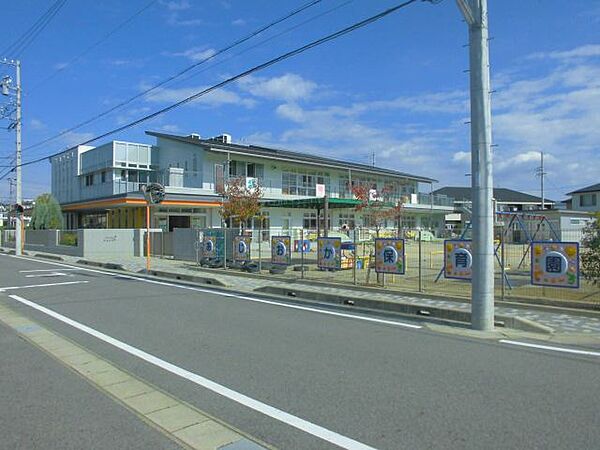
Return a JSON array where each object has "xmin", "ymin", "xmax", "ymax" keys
[{"xmin": 12, "ymin": 249, "xmax": 600, "ymax": 340}]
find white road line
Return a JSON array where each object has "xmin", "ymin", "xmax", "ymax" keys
[
  {"xmin": 0, "ymin": 281, "xmax": 89, "ymax": 292},
  {"xmin": 8, "ymin": 294, "xmax": 378, "ymax": 450},
  {"xmin": 8, "ymin": 255, "xmax": 422, "ymax": 330},
  {"xmin": 20, "ymin": 269, "xmax": 81, "ymax": 273},
  {"xmin": 499, "ymin": 340, "xmax": 600, "ymax": 357},
  {"xmin": 25, "ymin": 272, "xmax": 70, "ymax": 278}
]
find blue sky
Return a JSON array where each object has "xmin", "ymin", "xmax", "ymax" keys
[{"xmin": 1, "ymin": 0, "xmax": 599, "ymax": 201}]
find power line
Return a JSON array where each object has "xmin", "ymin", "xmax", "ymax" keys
[
  {"xmin": 23, "ymin": 0, "xmax": 324, "ymax": 153},
  {"xmin": 3, "ymin": 0, "xmax": 429, "ymax": 181},
  {"xmin": 2, "ymin": 0, "xmax": 68, "ymax": 58},
  {"xmin": 30, "ymin": 0, "xmax": 159, "ymax": 93}
]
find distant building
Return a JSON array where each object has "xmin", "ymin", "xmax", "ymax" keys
[
  {"xmin": 50, "ymin": 131, "xmax": 455, "ymax": 234},
  {"xmin": 433, "ymin": 186, "xmax": 554, "ymax": 232},
  {"xmin": 566, "ymin": 183, "xmax": 600, "ymax": 212}
]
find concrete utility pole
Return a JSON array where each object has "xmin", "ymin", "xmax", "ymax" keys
[
  {"xmin": 536, "ymin": 151, "xmax": 546, "ymax": 210},
  {"xmin": 15, "ymin": 60, "xmax": 22, "ymax": 256},
  {"xmin": 1, "ymin": 59, "xmax": 22, "ymax": 255},
  {"xmin": 456, "ymin": 0, "xmax": 495, "ymax": 331}
]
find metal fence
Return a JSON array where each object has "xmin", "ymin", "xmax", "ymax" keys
[{"xmin": 184, "ymin": 225, "xmax": 598, "ymax": 304}]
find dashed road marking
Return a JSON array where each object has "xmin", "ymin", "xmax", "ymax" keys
[{"xmin": 0, "ymin": 280, "xmax": 89, "ymax": 291}]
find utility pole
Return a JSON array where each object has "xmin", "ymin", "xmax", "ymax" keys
[
  {"xmin": 1, "ymin": 59, "xmax": 22, "ymax": 255},
  {"xmin": 15, "ymin": 60, "xmax": 22, "ymax": 256},
  {"xmin": 456, "ymin": 0, "xmax": 495, "ymax": 331},
  {"xmin": 536, "ymin": 151, "xmax": 546, "ymax": 210}
]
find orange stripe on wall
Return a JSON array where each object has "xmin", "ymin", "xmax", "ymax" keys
[{"xmin": 63, "ymin": 198, "xmax": 221, "ymax": 211}]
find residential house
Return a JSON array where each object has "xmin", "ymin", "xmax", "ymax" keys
[{"xmin": 566, "ymin": 183, "xmax": 600, "ymax": 212}]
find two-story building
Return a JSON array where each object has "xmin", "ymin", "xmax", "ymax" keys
[
  {"xmin": 566, "ymin": 183, "xmax": 600, "ymax": 212},
  {"xmin": 51, "ymin": 131, "xmax": 454, "ymax": 235}
]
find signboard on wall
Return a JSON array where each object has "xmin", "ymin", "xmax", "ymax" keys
[
  {"xmin": 444, "ymin": 240, "xmax": 473, "ymax": 280},
  {"xmin": 271, "ymin": 236, "xmax": 291, "ymax": 265},
  {"xmin": 317, "ymin": 237, "xmax": 341, "ymax": 270},
  {"xmin": 233, "ymin": 236, "xmax": 252, "ymax": 261},
  {"xmin": 531, "ymin": 241, "xmax": 579, "ymax": 288},
  {"xmin": 203, "ymin": 236, "xmax": 217, "ymax": 258},
  {"xmin": 375, "ymin": 238, "xmax": 405, "ymax": 274},
  {"xmin": 316, "ymin": 183, "xmax": 326, "ymax": 198}
]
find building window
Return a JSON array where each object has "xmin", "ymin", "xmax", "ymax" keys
[
  {"xmin": 580, "ymin": 193, "xmax": 597, "ymax": 207},
  {"xmin": 282, "ymin": 170, "xmax": 329, "ymax": 196},
  {"xmin": 101, "ymin": 171, "xmax": 106, "ymax": 183},
  {"xmin": 192, "ymin": 154, "xmax": 198, "ymax": 172},
  {"xmin": 85, "ymin": 174, "xmax": 94, "ymax": 186},
  {"xmin": 303, "ymin": 211, "xmax": 317, "ymax": 229}
]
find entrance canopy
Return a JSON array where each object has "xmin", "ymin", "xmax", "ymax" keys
[{"xmin": 261, "ymin": 197, "xmax": 362, "ymax": 209}]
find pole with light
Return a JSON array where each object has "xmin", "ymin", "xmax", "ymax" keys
[
  {"xmin": 141, "ymin": 183, "xmax": 165, "ymax": 273},
  {"xmin": 456, "ymin": 0, "xmax": 495, "ymax": 331},
  {"xmin": 0, "ymin": 59, "xmax": 22, "ymax": 255}
]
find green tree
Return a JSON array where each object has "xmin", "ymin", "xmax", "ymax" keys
[
  {"xmin": 581, "ymin": 213, "xmax": 600, "ymax": 286},
  {"xmin": 30, "ymin": 193, "xmax": 64, "ymax": 230}
]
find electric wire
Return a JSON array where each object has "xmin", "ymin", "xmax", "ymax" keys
[
  {"xmin": 2, "ymin": 0, "xmax": 68, "ymax": 58},
  {"xmin": 29, "ymin": 0, "xmax": 159, "ymax": 93},
  {"xmin": 23, "ymin": 0, "xmax": 324, "ymax": 153},
  {"xmin": 1, "ymin": 0, "xmax": 428, "ymax": 182}
]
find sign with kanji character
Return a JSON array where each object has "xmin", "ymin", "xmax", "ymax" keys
[
  {"xmin": 203, "ymin": 236, "xmax": 217, "ymax": 258},
  {"xmin": 271, "ymin": 236, "xmax": 291, "ymax": 265},
  {"xmin": 375, "ymin": 238, "xmax": 405, "ymax": 274},
  {"xmin": 531, "ymin": 241, "xmax": 579, "ymax": 288},
  {"xmin": 317, "ymin": 237, "xmax": 341, "ymax": 270},
  {"xmin": 444, "ymin": 240, "xmax": 473, "ymax": 280},
  {"xmin": 233, "ymin": 236, "xmax": 252, "ymax": 262}
]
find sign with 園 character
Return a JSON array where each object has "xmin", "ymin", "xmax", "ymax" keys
[
  {"xmin": 203, "ymin": 236, "xmax": 217, "ymax": 258},
  {"xmin": 271, "ymin": 236, "xmax": 291, "ymax": 265},
  {"xmin": 317, "ymin": 237, "xmax": 341, "ymax": 270},
  {"xmin": 233, "ymin": 236, "xmax": 252, "ymax": 262},
  {"xmin": 375, "ymin": 238, "xmax": 405, "ymax": 274},
  {"xmin": 444, "ymin": 240, "xmax": 473, "ymax": 280},
  {"xmin": 531, "ymin": 241, "xmax": 579, "ymax": 288}
]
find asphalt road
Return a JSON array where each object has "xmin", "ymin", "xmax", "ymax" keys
[{"xmin": 1, "ymin": 253, "xmax": 599, "ymax": 450}]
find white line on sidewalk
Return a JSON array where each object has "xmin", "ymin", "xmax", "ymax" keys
[
  {"xmin": 0, "ymin": 281, "xmax": 89, "ymax": 291},
  {"xmin": 499, "ymin": 340, "xmax": 600, "ymax": 357},
  {"xmin": 8, "ymin": 293, "xmax": 378, "ymax": 450},
  {"xmin": 8, "ymin": 255, "xmax": 423, "ymax": 330}
]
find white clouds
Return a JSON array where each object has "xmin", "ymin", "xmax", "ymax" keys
[
  {"xmin": 529, "ymin": 44, "xmax": 600, "ymax": 61},
  {"xmin": 29, "ymin": 118, "xmax": 46, "ymax": 130},
  {"xmin": 239, "ymin": 74, "xmax": 318, "ymax": 102},
  {"xmin": 160, "ymin": 0, "xmax": 190, "ymax": 11},
  {"xmin": 231, "ymin": 18, "xmax": 246, "ymax": 26},
  {"xmin": 173, "ymin": 47, "xmax": 216, "ymax": 62},
  {"xmin": 144, "ymin": 84, "xmax": 255, "ymax": 108},
  {"xmin": 53, "ymin": 62, "xmax": 68, "ymax": 70},
  {"xmin": 452, "ymin": 151, "xmax": 470, "ymax": 163}
]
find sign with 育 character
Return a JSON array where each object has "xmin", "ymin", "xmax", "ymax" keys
[
  {"xmin": 531, "ymin": 241, "xmax": 579, "ymax": 288},
  {"xmin": 375, "ymin": 238, "xmax": 405, "ymax": 274},
  {"xmin": 444, "ymin": 240, "xmax": 473, "ymax": 280},
  {"xmin": 317, "ymin": 237, "xmax": 341, "ymax": 270},
  {"xmin": 271, "ymin": 236, "xmax": 291, "ymax": 265},
  {"xmin": 233, "ymin": 236, "xmax": 252, "ymax": 262}
]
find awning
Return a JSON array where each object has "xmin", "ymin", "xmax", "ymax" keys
[{"xmin": 261, "ymin": 198, "xmax": 362, "ymax": 209}]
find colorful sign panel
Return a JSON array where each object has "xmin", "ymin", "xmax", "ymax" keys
[
  {"xmin": 317, "ymin": 237, "xmax": 341, "ymax": 270},
  {"xmin": 203, "ymin": 236, "xmax": 217, "ymax": 258},
  {"xmin": 531, "ymin": 241, "xmax": 579, "ymax": 288},
  {"xmin": 233, "ymin": 236, "xmax": 252, "ymax": 262},
  {"xmin": 271, "ymin": 236, "xmax": 291, "ymax": 265},
  {"xmin": 375, "ymin": 238, "xmax": 405, "ymax": 274},
  {"xmin": 444, "ymin": 240, "xmax": 473, "ymax": 280}
]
